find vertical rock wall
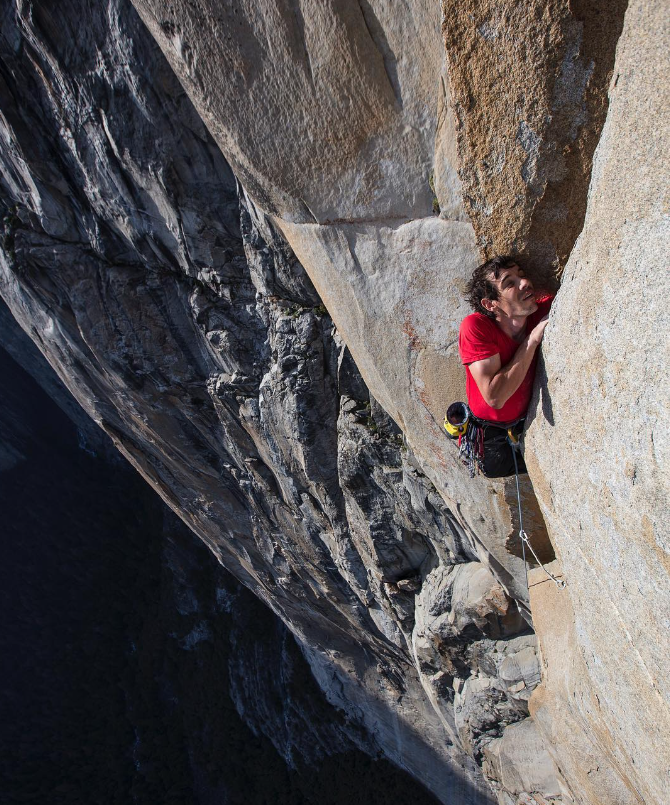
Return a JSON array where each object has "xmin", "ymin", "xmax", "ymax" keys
[
  {"xmin": 0, "ymin": 2, "xmax": 534, "ymax": 800},
  {"xmin": 525, "ymin": 1, "xmax": 670, "ymax": 802},
  {"xmin": 441, "ymin": 0, "xmax": 627, "ymax": 273},
  {"xmin": 1, "ymin": 0, "xmax": 666, "ymax": 803}
]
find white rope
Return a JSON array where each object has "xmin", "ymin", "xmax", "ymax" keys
[
  {"xmin": 512, "ymin": 446, "xmax": 566, "ymax": 591},
  {"xmin": 519, "ymin": 528, "xmax": 566, "ymax": 589}
]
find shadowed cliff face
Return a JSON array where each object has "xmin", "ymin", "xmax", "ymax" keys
[
  {"xmin": 0, "ymin": 307, "xmax": 442, "ymax": 805},
  {"xmin": 1, "ymin": 0, "xmax": 666, "ymax": 804},
  {"xmin": 0, "ymin": 2, "xmax": 539, "ymax": 802}
]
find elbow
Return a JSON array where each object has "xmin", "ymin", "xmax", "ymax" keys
[{"xmin": 484, "ymin": 395, "xmax": 503, "ymax": 410}]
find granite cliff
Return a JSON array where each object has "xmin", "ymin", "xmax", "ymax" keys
[
  {"xmin": 0, "ymin": 1, "xmax": 667, "ymax": 803},
  {"xmin": 0, "ymin": 299, "xmax": 442, "ymax": 803}
]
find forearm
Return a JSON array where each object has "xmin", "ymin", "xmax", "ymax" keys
[{"xmin": 484, "ymin": 337, "xmax": 539, "ymax": 408}]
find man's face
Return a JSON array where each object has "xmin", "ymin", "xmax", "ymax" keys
[{"xmin": 485, "ymin": 263, "xmax": 538, "ymax": 320}]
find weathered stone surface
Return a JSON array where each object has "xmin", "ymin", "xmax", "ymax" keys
[
  {"xmin": 412, "ymin": 562, "xmax": 539, "ymax": 765},
  {"xmin": 525, "ymin": 2, "xmax": 670, "ymax": 801},
  {"xmin": 278, "ymin": 214, "xmax": 538, "ymax": 612},
  {"xmin": 131, "ymin": 0, "xmax": 444, "ymax": 224},
  {"xmin": 483, "ymin": 716, "xmax": 571, "ymax": 805},
  {"xmin": 124, "ymin": 0, "xmax": 625, "ymax": 636},
  {"xmin": 1, "ymin": 0, "xmax": 664, "ymax": 803},
  {"xmin": 441, "ymin": 0, "xmax": 627, "ymax": 273},
  {"xmin": 527, "ymin": 562, "xmax": 649, "ymax": 805},
  {"xmin": 0, "ymin": 2, "xmax": 531, "ymax": 801},
  {"xmin": 123, "ymin": 3, "xmax": 527, "ymax": 610},
  {"xmin": 450, "ymin": 634, "xmax": 544, "ymax": 769}
]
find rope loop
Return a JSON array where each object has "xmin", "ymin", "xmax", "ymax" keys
[
  {"xmin": 519, "ymin": 529, "xmax": 566, "ymax": 589},
  {"xmin": 512, "ymin": 448, "xmax": 566, "ymax": 592}
]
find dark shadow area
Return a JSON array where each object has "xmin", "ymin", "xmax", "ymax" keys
[
  {"xmin": 0, "ymin": 328, "xmax": 443, "ymax": 804},
  {"xmin": 539, "ymin": 371, "xmax": 555, "ymax": 427}
]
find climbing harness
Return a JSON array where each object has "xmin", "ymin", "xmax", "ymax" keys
[
  {"xmin": 459, "ymin": 417, "xmax": 485, "ymax": 478},
  {"xmin": 510, "ymin": 440, "xmax": 566, "ymax": 591},
  {"xmin": 444, "ymin": 403, "xmax": 518, "ymax": 479}
]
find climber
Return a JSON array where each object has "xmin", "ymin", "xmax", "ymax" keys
[{"xmin": 455, "ymin": 256, "xmax": 553, "ymax": 478}]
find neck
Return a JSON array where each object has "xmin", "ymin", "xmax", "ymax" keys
[{"xmin": 496, "ymin": 313, "xmax": 529, "ymax": 341}]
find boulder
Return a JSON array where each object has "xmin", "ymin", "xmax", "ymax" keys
[{"xmin": 483, "ymin": 716, "xmax": 571, "ymax": 805}]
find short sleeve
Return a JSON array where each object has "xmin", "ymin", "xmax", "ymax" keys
[{"xmin": 459, "ymin": 314, "xmax": 501, "ymax": 365}]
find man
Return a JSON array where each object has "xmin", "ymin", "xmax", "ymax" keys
[{"xmin": 458, "ymin": 256, "xmax": 553, "ymax": 477}]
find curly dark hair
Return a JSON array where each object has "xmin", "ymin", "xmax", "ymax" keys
[{"xmin": 465, "ymin": 256, "xmax": 519, "ymax": 319}]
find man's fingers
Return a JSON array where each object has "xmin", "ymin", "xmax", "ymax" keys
[{"xmin": 531, "ymin": 316, "xmax": 549, "ymax": 343}]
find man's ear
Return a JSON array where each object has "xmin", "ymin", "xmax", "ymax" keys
[{"xmin": 481, "ymin": 297, "xmax": 497, "ymax": 313}]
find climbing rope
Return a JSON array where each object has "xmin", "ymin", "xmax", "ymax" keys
[{"xmin": 511, "ymin": 444, "xmax": 566, "ymax": 591}]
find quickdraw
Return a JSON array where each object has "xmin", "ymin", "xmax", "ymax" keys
[
  {"xmin": 511, "ymin": 442, "xmax": 566, "ymax": 591},
  {"xmin": 458, "ymin": 418, "xmax": 486, "ymax": 478},
  {"xmin": 444, "ymin": 402, "xmax": 517, "ymax": 479},
  {"xmin": 444, "ymin": 402, "xmax": 485, "ymax": 476}
]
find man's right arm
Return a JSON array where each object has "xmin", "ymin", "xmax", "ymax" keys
[{"xmin": 467, "ymin": 317, "xmax": 549, "ymax": 410}]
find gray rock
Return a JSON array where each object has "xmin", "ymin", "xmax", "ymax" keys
[
  {"xmin": 1, "ymin": 0, "xmax": 665, "ymax": 803},
  {"xmin": 483, "ymin": 717, "xmax": 572, "ymax": 805},
  {"xmin": 130, "ymin": 0, "xmax": 443, "ymax": 223},
  {"xmin": 0, "ymin": 2, "xmax": 504, "ymax": 800},
  {"xmin": 126, "ymin": 0, "xmax": 626, "ymax": 635},
  {"xmin": 525, "ymin": 1, "xmax": 670, "ymax": 802}
]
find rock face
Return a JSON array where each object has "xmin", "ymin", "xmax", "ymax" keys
[
  {"xmin": 0, "ymin": 306, "xmax": 442, "ymax": 804},
  {"xmin": 0, "ymin": 2, "xmax": 529, "ymax": 801},
  {"xmin": 441, "ymin": 0, "xmax": 627, "ymax": 273},
  {"xmin": 525, "ymin": 2, "xmax": 670, "ymax": 802},
  {"xmin": 0, "ymin": 0, "xmax": 667, "ymax": 803},
  {"xmin": 131, "ymin": 0, "xmax": 444, "ymax": 225},
  {"xmin": 127, "ymin": 0, "xmax": 629, "ymax": 611}
]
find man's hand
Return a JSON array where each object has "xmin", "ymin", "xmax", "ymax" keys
[
  {"xmin": 468, "ymin": 318, "xmax": 548, "ymax": 410},
  {"xmin": 528, "ymin": 315, "xmax": 549, "ymax": 347}
]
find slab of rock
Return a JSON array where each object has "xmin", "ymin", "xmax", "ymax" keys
[
  {"xmin": 442, "ymin": 0, "xmax": 627, "ymax": 273},
  {"xmin": 129, "ymin": 2, "xmax": 540, "ymax": 621},
  {"xmin": 525, "ymin": 1, "xmax": 670, "ymax": 802},
  {"xmin": 527, "ymin": 562, "xmax": 648, "ymax": 805},
  {"xmin": 130, "ymin": 0, "xmax": 445, "ymax": 224},
  {"xmin": 483, "ymin": 716, "xmax": 571, "ymax": 805}
]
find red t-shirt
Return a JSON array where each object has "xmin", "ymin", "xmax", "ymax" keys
[{"xmin": 459, "ymin": 296, "xmax": 554, "ymax": 423}]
